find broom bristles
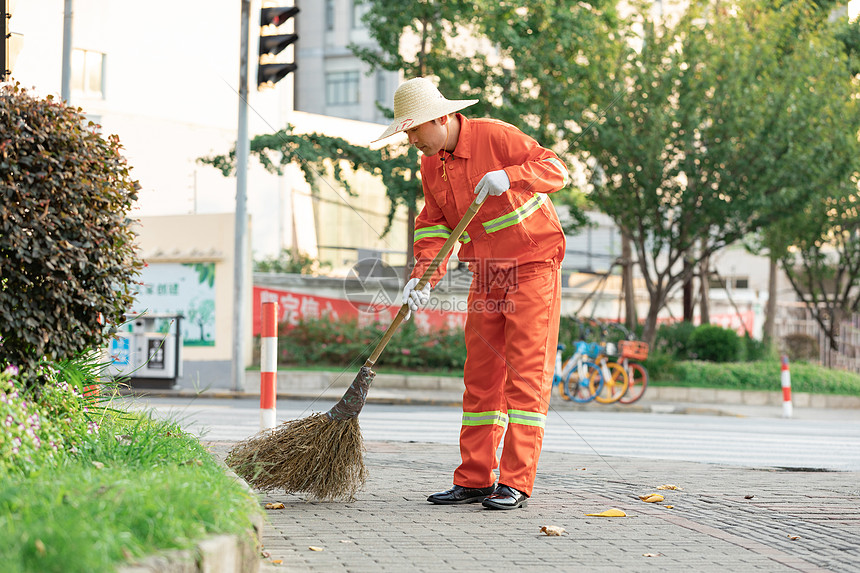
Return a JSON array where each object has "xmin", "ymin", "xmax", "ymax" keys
[{"xmin": 226, "ymin": 414, "xmax": 367, "ymax": 501}]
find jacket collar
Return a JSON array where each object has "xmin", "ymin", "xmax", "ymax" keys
[{"xmin": 450, "ymin": 114, "xmax": 472, "ymax": 160}]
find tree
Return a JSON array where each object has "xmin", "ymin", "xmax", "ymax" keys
[
  {"xmin": 748, "ymin": 3, "xmax": 860, "ymax": 349},
  {"xmin": 352, "ymin": 0, "xmax": 606, "ymax": 275},
  {"xmin": 199, "ymin": 125, "xmax": 421, "ymax": 252},
  {"xmin": 254, "ymin": 249, "xmax": 331, "ymax": 275},
  {"xmin": 574, "ymin": 0, "xmax": 859, "ymax": 345},
  {"xmin": 0, "ymin": 84, "xmax": 142, "ymax": 381}
]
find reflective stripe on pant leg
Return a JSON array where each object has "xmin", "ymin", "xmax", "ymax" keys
[
  {"xmin": 497, "ymin": 267, "xmax": 561, "ymax": 496},
  {"xmin": 454, "ymin": 282, "xmax": 507, "ymax": 489}
]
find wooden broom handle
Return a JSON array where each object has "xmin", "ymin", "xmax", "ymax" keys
[{"xmin": 365, "ymin": 197, "xmax": 483, "ymax": 366}]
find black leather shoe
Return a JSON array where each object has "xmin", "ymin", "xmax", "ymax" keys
[
  {"xmin": 427, "ymin": 485, "xmax": 496, "ymax": 505},
  {"xmin": 482, "ymin": 485, "xmax": 529, "ymax": 510}
]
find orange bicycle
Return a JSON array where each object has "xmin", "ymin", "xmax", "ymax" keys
[{"xmin": 617, "ymin": 340, "xmax": 649, "ymax": 404}]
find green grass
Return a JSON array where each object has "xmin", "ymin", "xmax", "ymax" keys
[
  {"xmin": 0, "ymin": 408, "xmax": 262, "ymax": 573},
  {"xmin": 249, "ymin": 358, "xmax": 860, "ymax": 397},
  {"xmin": 654, "ymin": 360, "xmax": 860, "ymax": 396}
]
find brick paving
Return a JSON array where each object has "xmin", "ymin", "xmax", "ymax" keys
[{"xmin": 209, "ymin": 438, "xmax": 860, "ymax": 572}]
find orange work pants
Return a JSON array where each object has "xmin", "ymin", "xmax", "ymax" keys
[{"xmin": 453, "ymin": 265, "xmax": 561, "ymax": 496}]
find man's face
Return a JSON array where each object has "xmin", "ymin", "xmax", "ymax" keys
[{"xmin": 404, "ymin": 118, "xmax": 446, "ymax": 156}]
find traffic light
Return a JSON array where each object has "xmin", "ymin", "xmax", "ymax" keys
[{"xmin": 258, "ymin": 6, "xmax": 298, "ymax": 90}]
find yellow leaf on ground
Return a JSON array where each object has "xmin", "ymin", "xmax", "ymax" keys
[
  {"xmin": 656, "ymin": 484, "xmax": 682, "ymax": 490},
  {"xmin": 272, "ymin": 559, "xmax": 282, "ymax": 564},
  {"xmin": 639, "ymin": 494, "xmax": 664, "ymax": 503},
  {"xmin": 585, "ymin": 508, "xmax": 627, "ymax": 517},
  {"xmin": 309, "ymin": 546, "xmax": 324, "ymax": 552},
  {"xmin": 664, "ymin": 505, "xmax": 674, "ymax": 509},
  {"xmin": 788, "ymin": 535, "xmax": 801, "ymax": 541},
  {"xmin": 265, "ymin": 502, "xmax": 285, "ymax": 510},
  {"xmin": 540, "ymin": 525, "xmax": 566, "ymax": 536}
]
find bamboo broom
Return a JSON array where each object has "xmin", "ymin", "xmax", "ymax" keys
[{"xmin": 226, "ymin": 197, "xmax": 483, "ymax": 500}]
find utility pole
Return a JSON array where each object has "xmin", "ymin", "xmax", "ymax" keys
[
  {"xmin": 61, "ymin": 0, "xmax": 72, "ymax": 101},
  {"xmin": 232, "ymin": 0, "xmax": 251, "ymax": 392}
]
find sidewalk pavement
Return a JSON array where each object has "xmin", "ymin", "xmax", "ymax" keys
[{"xmin": 206, "ymin": 438, "xmax": 860, "ymax": 573}]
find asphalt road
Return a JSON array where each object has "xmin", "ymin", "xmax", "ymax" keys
[{"xmin": 122, "ymin": 396, "xmax": 860, "ymax": 472}]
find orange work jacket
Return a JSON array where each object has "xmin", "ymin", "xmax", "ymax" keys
[{"xmin": 411, "ymin": 114, "xmax": 568, "ymax": 287}]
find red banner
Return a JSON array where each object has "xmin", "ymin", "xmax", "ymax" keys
[{"xmin": 252, "ymin": 286, "xmax": 467, "ymax": 335}]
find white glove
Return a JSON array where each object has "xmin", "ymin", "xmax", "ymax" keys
[
  {"xmin": 474, "ymin": 169, "xmax": 510, "ymax": 204},
  {"xmin": 401, "ymin": 278, "xmax": 431, "ymax": 321}
]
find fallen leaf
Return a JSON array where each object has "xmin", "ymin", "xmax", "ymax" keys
[
  {"xmin": 265, "ymin": 502, "xmax": 286, "ymax": 510},
  {"xmin": 261, "ymin": 550, "xmax": 271, "ymax": 558},
  {"xmin": 540, "ymin": 525, "xmax": 566, "ymax": 536},
  {"xmin": 339, "ymin": 540, "xmax": 354, "ymax": 544},
  {"xmin": 788, "ymin": 535, "xmax": 801, "ymax": 541},
  {"xmin": 272, "ymin": 559, "xmax": 283, "ymax": 564},
  {"xmin": 744, "ymin": 495, "xmax": 755, "ymax": 499},
  {"xmin": 656, "ymin": 484, "xmax": 682, "ymax": 490},
  {"xmin": 91, "ymin": 461, "xmax": 104, "ymax": 469},
  {"xmin": 664, "ymin": 505, "xmax": 674, "ymax": 509},
  {"xmin": 309, "ymin": 546, "xmax": 324, "ymax": 552},
  {"xmin": 585, "ymin": 508, "xmax": 627, "ymax": 517},
  {"xmin": 643, "ymin": 553, "xmax": 661, "ymax": 557},
  {"xmin": 639, "ymin": 494, "xmax": 664, "ymax": 503},
  {"xmin": 35, "ymin": 539, "xmax": 46, "ymax": 556},
  {"xmin": 575, "ymin": 467, "xmax": 587, "ymax": 471}
]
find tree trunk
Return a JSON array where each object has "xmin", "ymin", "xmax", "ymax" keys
[
  {"xmin": 682, "ymin": 256, "xmax": 694, "ymax": 322},
  {"xmin": 762, "ymin": 255, "xmax": 777, "ymax": 347},
  {"xmin": 621, "ymin": 232, "xmax": 637, "ymax": 332},
  {"xmin": 699, "ymin": 252, "xmax": 710, "ymax": 325},
  {"xmin": 642, "ymin": 295, "xmax": 663, "ymax": 348}
]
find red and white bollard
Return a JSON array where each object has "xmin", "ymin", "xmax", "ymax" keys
[
  {"xmin": 781, "ymin": 355, "xmax": 793, "ymax": 419},
  {"xmin": 260, "ymin": 302, "xmax": 278, "ymax": 430}
]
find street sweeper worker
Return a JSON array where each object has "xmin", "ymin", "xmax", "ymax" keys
[{"xmin": 373, "ymin": 77, "xmax": 568, "ymax": 510}]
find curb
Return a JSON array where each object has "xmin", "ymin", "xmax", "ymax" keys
[{"xmin": 119, "ymin": 384, "xmax": 860, "ymax": 411}]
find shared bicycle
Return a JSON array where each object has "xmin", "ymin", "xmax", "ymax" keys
[{"xmin": 552, "ymin": 317, "xmax": 650, "ymax": 405}]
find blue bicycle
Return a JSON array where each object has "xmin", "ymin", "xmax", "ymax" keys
[{"xmin": 552, "ymin": 342, "xmax": 604, "ymax": 403}]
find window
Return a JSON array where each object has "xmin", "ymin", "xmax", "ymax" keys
[
  {"xmin": 352, "ymin": 1, "xmax": 369, "ymax": 29},
  {"xmin": 71, "ymin": 48, "xmax": 105, "ymax": 98},
  {"xmin": 326, "ymin": 0, "xmax": 335, "ymax": 31},
  {"xmin": 708, "ymin": 276, "xmax": 749, "ymax": 290},
  {"xmin": 375, "ymin": 71, "xmax": 386, "ymax": 107},
  {"xmin": 326, "ymin": 71, "xmax": 360, "ymax": 105}
]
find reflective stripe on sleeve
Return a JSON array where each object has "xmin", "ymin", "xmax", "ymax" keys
[
  {"xmin": 482, "ymin": 193, "xmax": 547, "ymax": 234},
  {"xmin": 507, "ymin": 409, "xmax": 546, "ymax": 428},
  {"xmin": 542, "ymin": 157, "xmax": 570, "ymax": 187},
  {"xmin": 414, "ymin": 224, "xmax": 452, "ymax": 243},
  {"xmin": 462, "ymin": 410, "xmax": 509, "ymax": 428}
]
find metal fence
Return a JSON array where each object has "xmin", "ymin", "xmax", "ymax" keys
[{"xmin": 774, "ymin": 302, "xmax": 860, "ymax": 374}]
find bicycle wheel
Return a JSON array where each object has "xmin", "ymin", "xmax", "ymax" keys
[
  {"xmin": 618, "ymin": 362, "xmax": 648, "ymax": 404},
  {"xmin": 593, "ymin": 361, "xmax": 629, "ymax": 404},
  {"xmin": 565, "ymin": 362, "xmax": 603, "ymax": 403},
  {"xmin": 553, "ymin": 374, "xmax": 571, "ymax": 401}
]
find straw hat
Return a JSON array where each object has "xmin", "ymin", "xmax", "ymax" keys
[{"xmin": 373, "ymin": 77, "xmax": 478, "ymax": 143}]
